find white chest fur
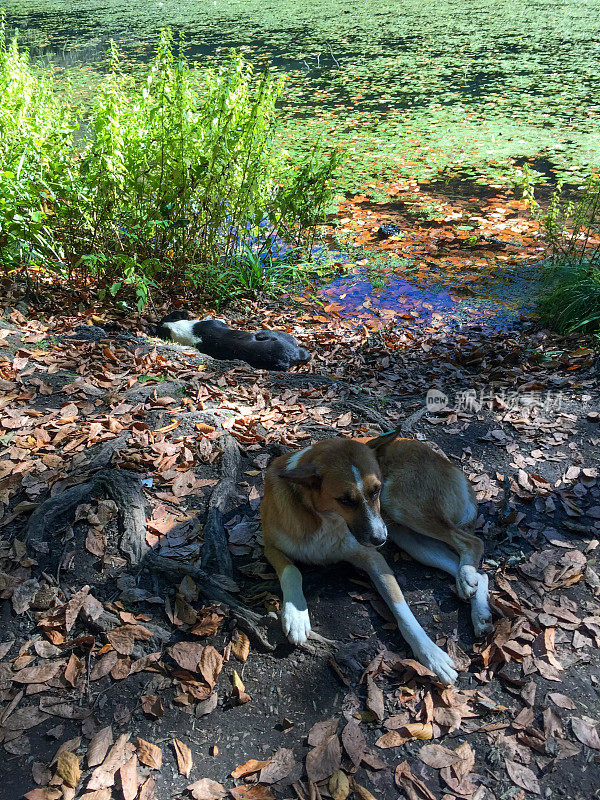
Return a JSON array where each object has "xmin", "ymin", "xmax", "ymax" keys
[{"xmin": 277, "ymin": 513, "xmax": 362, "ymax": 565}]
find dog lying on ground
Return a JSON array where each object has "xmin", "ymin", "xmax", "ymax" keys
[
  {"xmin": 260, "ymin": 430, "xmax": 492, "ymax": 684},
  {"xmin": 155, "ymin": 311, "xmax": 310, "ymax": 371}
]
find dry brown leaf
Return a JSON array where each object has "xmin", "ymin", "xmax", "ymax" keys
[
  {"xmin": 305, "ymin": 734, "xmax": 342, "ymax": 783},
  {"xmin": 548, "ymin": 692, "xmax": 576, "ymax": 710},
  {"xmin": 87, "ymin": 734, "xmax": 135, "ymax": 790},
  {"xmin": 13, "ymin": 662, "xmax": 63, "ymax": 684},
  {"xmin": 34, "ymin": 640, "xmax": 60, "ymax": 658},
  {"xmin": 64, "ymin": 654, "xmax": 83, "ymax": 687},
  {"xmin": 231, "ymin": 630, "xmax": 250, "ymax": 662},
  {"xmin": 51, "ymin": 737, "xmax": 82, "ymax": 766},
  {"xmin": 329, "ymin": 770, "xmax": 350, "ymax": 800},
  {"xmin": 65, "ymin": 585, "xmax": 90, "ymax": 633},
  {"xmin": 196, "ymin": 691, "xmax": 219, "ymax": 716},
  {"xmin": 24, "ymin": 790, "xmax": 61, "ymax": 800},
  {"xmin": 433, "ymin": 706, "xmax": 462, "ymax": 732},
  {"xmin": 130, "ymin": 652, "xmax": 162, "ymax": 674},
  {"xmin": 398, "ymin": 658, "xmax": 436, "ymax": 678},
  {"xmin": 90, "ymin": 651, "xmax": 118, "ymax": 681},
  {"xmin": 187, "ymin": 778, "xmax": 227, "ymax": 800},
  {"xmin": 2, "ymin": 705, "xmax": 49, "ymax": 731},
  {"xmin": 440, "ymin": 765, "xmax": 478, "ymax": 797},
  {"xmin": 231, "ymin": 759, "xmax": 271, "ymax": 779},
  {"xmin": 32, "ymin": 761, "xmax": 52, "ymax": 786},
  {"xmin": 446, "ymin": 639, "xmax": 471, "ymax": 672},
  {"xmin": 351, "ymin": 780, "xmax": 378, "ymax": 800},
  {"xmin": 136, "ymin": 738, "xmax": 163, "ymax": 770},
  {"xmin": 229, "ymin": 786, "xmax": 274, "ymax": 800},
  {"xmin": 87, "ymin": 727, "xmax": 114, "ymax": 768},
  {"xmin": 80, "ymin": 791, "xmax": 112, "ymax": 800},
  {"xmin": 0, "ymin": 639, "xmax": 14, "ymax": 660},
  {"xmin": 168, "ymin": 642, "xmax": 206, "ymax": 673},
  {"xmin": 172, "ymin": 470, "xmax": 197, "ymax": 497},
  {"xmin": 571, "ymin": 717, "xmax": 600, "ymax": 749},
  {"xmin": 376, "ymin": 723, "xmax": 433, "ymax": 749},
  {"xmin": 199, "ymin": 645, "xmax": 223, "ymax": 688},
  {"xmin": 56, "ymin": 752, "xmax": 81, "ymax": 789},
  {"xmin": 141, "ymin": 695, "xmax": 164, "ymax": 718},
  {"xmin": 12, "ymin": 579, "xmax": 40, "ymax": 615},
  {"xmin": 173, "ymin": 739, "xmax": 193, "ymax": 778},
  {"xmin": 110, "ymin": 656, "xmax": 131, "ymax": 681},
  {"xmin": 38, "ymin": 700, "xmax": 92, "ymax": 720},
  {"xmin": 505, "ymin": 759, "xmax": 540, "ymax": 795},
  {"xmin": 395, "ymin": 761, "xmax": 436, "ymax": 800},
  {"xmin": 453, "ymin": 741, "xmax": 475, "ymax": 781},
  {"xmin": 85, "ymin": 528, "xmax": 106, "ymax": 557},
  {"xmin": 107, "ymin": 624, "xmax": 152, "ymax": 656},
  {"xmin": 374, "ymin": 729, "xmax": 404, "ymax": 749},
  {"xmin": 258, "ymin": 748, "xmax": 295, "ymax": 784},
  {"xmin": 365, "ymin": 675, "xmax": 385, "ymax": 721},
  {"xmin": 173, "ymin": 595, "xmax": 199, "ymax": 626},
  {"xmin": 119, "ymin": 755, "xmax": 138, "ymax": 800},
  {"xmin": 384, "ymin": 712, "xmax": 410, "ymax": 730},
  {"xmin": 138, "ymin": 776, "xmax": 156, "ymax": 800},
  {"xmin": 307, "ymin": 718, "xmax": 338, "ymax": 747},
  {"xmin": 190, "ymin": 609, "xmax": 224, "ymax": 638},
  {"xmin": 543, "ymin": 707, "xmax": 563, "ymax": 739},
  {"xmin": 418, "ymin": 744, "xmax": 461, "ymax": 769},
  {"xmin": 341, "ymin": 720, "xmax": 366, "ymax": 768}
]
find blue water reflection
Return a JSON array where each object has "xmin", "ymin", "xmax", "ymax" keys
[{"xmin": 317, "ymin": 267, "xmax": 538, "ymax": 329}]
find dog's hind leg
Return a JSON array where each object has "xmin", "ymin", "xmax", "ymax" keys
[
  {"xmin": 347, "ymin": 548, "xmax": 458, "ymax": 684},
  {"xmin": 386, "ymin": 503, "xmax": 483, "ymax": 598},
  {"xmin": 264, "ymin": 543, "xmax": 311, "ymax": 646},
  {"xmin": 386, "ymin": 523, "xmax": 493, "ymax": 637}
]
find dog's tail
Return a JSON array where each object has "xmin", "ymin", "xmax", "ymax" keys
[{"xmin": 364, "ymin": 425, "xmax": 404, "ymax": 452}]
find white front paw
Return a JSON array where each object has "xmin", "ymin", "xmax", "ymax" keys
[
  {"xmin": 457, "ymin": 565, "xmax": 479, "ymax": 599},
  {"xmin": 413, "ymin": 639, "xmax": 458, "ymax": 685},
  {"xmin": 281, "ymin": 602, "xmax": 311, "ymax": 645}
]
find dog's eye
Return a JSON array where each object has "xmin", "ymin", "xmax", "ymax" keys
[
  {"xmin": 337, "ymin": 496, "xmax": 358, "ymax": 509},
  {"xmin": 370, "ymin": 487, "xmax": 381, "ymax": 500}
]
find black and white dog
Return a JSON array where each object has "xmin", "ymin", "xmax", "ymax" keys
[{"xmin": 155, "ymin": 311, "xmax": 310, "ymax": 371}]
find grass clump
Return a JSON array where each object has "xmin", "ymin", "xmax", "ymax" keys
[
  {"xmin": 523, "ymin": 168, "xmax": 600, "ymax": 339},
  {"xmin": 0, "ymin": 17, "xmax": 340, "ymax": 309}
]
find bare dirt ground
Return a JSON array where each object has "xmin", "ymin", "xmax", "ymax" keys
[{"xmin": 1, "ymin": 297, "xmax": 599, "ymax": 800}]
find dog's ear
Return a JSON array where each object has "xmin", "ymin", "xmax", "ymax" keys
[
  {"xmin": 279, "ymin": 462, "xmax": 322, "ymax": 490},
  {"xmin": 366, "ymin": 426, "xmax": 403, "ymax": 451}
]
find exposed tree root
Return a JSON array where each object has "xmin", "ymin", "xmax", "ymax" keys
[
  {"xmin": 25, "ymin": 467, "xmax": 149, "ymax": 565},
  {"xmin": 144, "ymin": 553, "xmax": 277, "ymax": 651}
]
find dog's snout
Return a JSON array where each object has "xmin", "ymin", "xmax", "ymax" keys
[
  {"xmin": 370, "ymin": 524, "xmax": 388, "ymax": 547},
  {"xmin": 351, "ymin": 515, "xmax": 387, "ymax": 548}
]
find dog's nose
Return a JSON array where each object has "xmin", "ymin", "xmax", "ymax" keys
[{"xmin": 370, "ymin": 527, "xmax": 388, "ymax": 547}]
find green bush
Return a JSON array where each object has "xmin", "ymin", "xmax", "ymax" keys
[
  {"xmin": 523, "ymin": 168, "xmax": 600, "ymax": 337},
  {"xmin": 538, "ymin": 259, "xmax": 600, "ymax": 336},
  {"xmin": 0, "ymin": 18, "xmax": 339, "ymax": 308}
]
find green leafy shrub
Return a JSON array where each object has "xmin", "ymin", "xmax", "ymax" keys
[
  {"xmin": 520, "ymin": 167, "xmax": 600, "ymax": 338},
  {"xmin": 538, "ymin": 260, "xmax": 600, "ymax": 337},
  {"xmin": 0, "ymin": 19, "xmax": 339, "ymax": 308}
]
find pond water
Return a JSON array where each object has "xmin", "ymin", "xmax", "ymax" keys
[
  {"xmin": 3, "ymin": 0, "xmax": 597, "ymax": 328},
  {"xmin": 5, "ymin": 0, "xmax": 600, "ymax": 184},
  {"xmin": 314, "ymin": 260, "xmax": 540, "ymax": 330}
]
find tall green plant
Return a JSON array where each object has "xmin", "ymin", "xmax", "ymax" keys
[
  {"xmin": 522, "ymin": 170, "xmax": 600, "ymax": 336},
  {"xmin": 0, "ymin": 23, "xmax": 340, "ymax": 307},
  {"xmin": 0, "ymin": 12, "xmax": 77, "ymax": 275}
]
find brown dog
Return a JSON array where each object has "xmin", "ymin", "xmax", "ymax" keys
[{"xmin": 261, "ymin": 432, "xmax": 492, "ymax": 683}]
